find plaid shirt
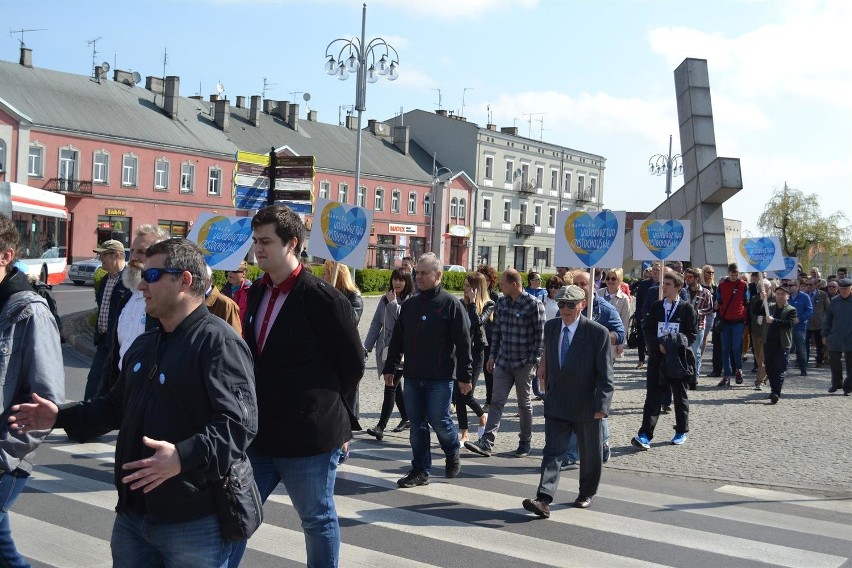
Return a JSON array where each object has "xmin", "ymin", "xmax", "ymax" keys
[
  {"xmin": 490, "ymin": 291, "xmax": 546, "ymax": 370},
  {"xmin": 687, "ymin": 285, "xmax": 714, "ymax": 331},
  {"xmin": 97, "ymin": 272, "xmax": 121, "ymax": 334}
]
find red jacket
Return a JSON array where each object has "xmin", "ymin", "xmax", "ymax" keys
[{"xmin": 718, "ymin": 277, "xmax": 747, "ymax": 323}]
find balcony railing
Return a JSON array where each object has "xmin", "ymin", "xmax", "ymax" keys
[
  {"xmin": 575, "ymin": 189, "xmax": 592, "ymax": 203},
  {"xmin": 515, "ymin": 223, "xmax": 535, "ymax": 237},
  {"xmin": 45, "ymin": 178, "xmax": 93, "ymax": 196},
  {"xmin": 517, "ymin": 181, "xmax": 536, "ymax": 195}
]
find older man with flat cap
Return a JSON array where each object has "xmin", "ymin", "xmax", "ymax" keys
[{"xmin": 522, "ymin": 285, "xmax": 614, "ymax": 518}]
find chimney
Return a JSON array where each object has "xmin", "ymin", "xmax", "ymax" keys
[
  {"xmin": 273, "ymin": 101, "xmax": 289, "ymax": 121},
  {"xmin": 146, "ymin": 76, "xmax": 164, "ymax": 94},
  {"xmin": 393, "ymin": 125, "xmax": 410, "ymax": 156},
  {"xmin": 214, "ymin": 99, "xmax": 230, "ymax": 132},
  {"xmin": 307, "ymin": 110, "xmax": 317, "ymax": 122},
  {"xmin": 500, "ymin": 126, "xmax": 518, "ymax": 136},
  {"xmin": 250, "ymin": 95, "xmax": 261, "ymax": 126},
  {"xmin": 236, "ymin": 96, "xmax": 246, "ymax": 109},
  {"xmin": 164, "ymin": 76, "xmax": 180, "ymax": 119},
  {"xmin": 345, "ymin": 115, "xmax": 358, "ymax": 130},
  {"xmin": 263, "ymin": 99, "xmax": 276, "ymax": 114},
  {"xmin": 113, "ymin": 69, "xmax": 136, "ymax": 85},
  {"xmin": 435, "ymin": 109, "xmax": 448, "ymax": 117},
  {"xmin": 19, "ymin": 47, "xmax": 32, "ymax": 68},
  {"xmin": 486, "ymin": 123, "xmax": 497, "ymax": 131},
  {"xmin": 209, "ymin": 94, "xmax": 220, "ymax": 102},
  {"xmin": 288, "ymin": 103, "xmax": 299, "ymax": 131}
]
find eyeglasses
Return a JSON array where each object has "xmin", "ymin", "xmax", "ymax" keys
[
  {"xmin": 557, "ymin": 301, "xmax": 580, "ymax": 309},
  {"xmin": 227, "ymin": 270, "xmax": 245, "ymax": 275},
  {"xmin": 141, "ymin": 267, "xmax": 185, "ymax": 283},
  {"xmin": 605, "ymin": 276, "xmax": 618, "ymax": 281}
]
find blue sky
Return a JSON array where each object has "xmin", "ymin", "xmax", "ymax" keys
[{"xmin": 2, "ymin": 0, "xmax": 849, "ymax": 236}]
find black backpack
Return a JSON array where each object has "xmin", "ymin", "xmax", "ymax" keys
[{"xmin": 31, "ymin": 281, "xmax": 62, "ymax": 332}]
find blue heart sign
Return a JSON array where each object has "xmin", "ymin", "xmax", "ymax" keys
[
  {"xmin": 733, "ymin": 237, "xmax": 785, "ymax": 272},
  {"xmin": 555, "ymin": 210, "xmax": 626, "ymax": 268},
  {"xmin": 306, "ymin": 197, "xmax": 373, "ymax": 269},
  {"xmin": 769, "ymin": 256, "xmax": 798, "ymax": 280},
  {"xmin": 187, "ymin": 214, "xmax": 255, "ymax": 271},
  {"xmin": 633, "ymin": 219, "xmax": 691, "ymax": 261}
]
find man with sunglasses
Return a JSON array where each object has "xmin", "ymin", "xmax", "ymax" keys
[
  {"xmin": 10, "ymin": 238, "xmax": 258, "ymax": 566},
  {"xmin": 521, "ymin": 285, "xmax": 614, "ymax": 517},
  {"xmin": 84, "ymin": 239, "xmax": 128, "ymax": 400}
]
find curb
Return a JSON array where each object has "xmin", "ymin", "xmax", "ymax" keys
[{"xmin": 60, "ymin": 311, "xmax": 96, "ymax": 360}]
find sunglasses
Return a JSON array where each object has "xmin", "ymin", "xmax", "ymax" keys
[
  {"xmin": 605, "ymin": 276, "xmax": 618, "ymax": 281},
  {"xmin": 227, "ymin": 270, "xmax": 245, "ymax": 275},
  {"xmin": 557, "ymin": 301, "xmax": 580, "ymax": 309},
  {"xmin": 141, "ymin": 267, "xmax": 185, "ymax": 283}
]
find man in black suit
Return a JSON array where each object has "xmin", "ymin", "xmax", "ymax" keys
[
  {"xmin": 522, "ymin": 285, "xmax": 614, "ymax": 518},
  {"xmin": 228, "ymin": 206, "xmax": 365, "ymax": 568}
]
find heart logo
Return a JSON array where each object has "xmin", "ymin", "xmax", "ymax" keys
[
  {"xmin": 320, "ymin": 202, "xmax": 368, "ymax": 262},
  {"xmin": 640, "ymin": 219, "xmax": 685, "ymax": 260},
  {"xmin": 564, "ymin": 211, "xmax": 619, "ymax": 267},
  {"xmin": 738, "ymin": 237, "xmax": 777, "ymax": 271},
  {"xmin": 196, "ymin": 216, "xmax": 254, "ymax": 266}
]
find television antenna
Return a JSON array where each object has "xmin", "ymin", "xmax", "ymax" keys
[
  {"xmin": 522, "ymin": 112, "xmax": 545, "ymax": 138},
  {"xmin": 432, "ymin": 88, "xmax": 442, "ymax": 110},
  {"xmin": 261, "ymin": 77, "xmax": 277, "ymax": 99},
  {"xmin": 9, "ymin": 28, "xmax": 46, "ymax": 48},
  {"xmin": 460, "ymin": 87, "xmax": 473, "ymax": 118},
  {"xmin": 88, "ymin": 36, "xmax": 103, "ymax": 78}
]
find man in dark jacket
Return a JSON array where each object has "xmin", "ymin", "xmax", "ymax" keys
[
  {"xmin": 383, "ymin": 252, "xmax": 472, "ymax": 489},
  {"xmin": 229, "ymin": 206, "xmax": 364, "ymax": 568},
  {"xmin": 632, "ymin": 271, "xmax": 697, "ymax": 449},
  {"xmin": 522, "ymin": 285, "xmax": 614, "ymax": 518},
  {"xmin": 754, "ymin": 284, "xmax": 798, "ymax": 403},
  {"xmin": 10, "ymin": 238, "xmax": 257, "ymax": 567}
]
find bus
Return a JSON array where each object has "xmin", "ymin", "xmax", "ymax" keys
[{"xmin": 0, "ymin": 182, "xmax": 69, "ymax": 286}]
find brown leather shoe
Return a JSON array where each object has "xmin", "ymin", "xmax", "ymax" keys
[
  {"xmin": 522, "ymin": 498, "xmax": 550, "ymax": 518},
  {"xmin": 573, "ymin": 495, "xmax": 593, "ymax": 509}
]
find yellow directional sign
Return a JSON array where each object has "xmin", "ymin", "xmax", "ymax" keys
[{"xmin": 236, "ymin": 151, "xmax": 269, "ymax": 166}]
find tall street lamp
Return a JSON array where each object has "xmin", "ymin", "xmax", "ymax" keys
[
  {"xmin": 648, "ymin": 134, "xmax": 683, "ymax": 200},
  {"xmin": 324, "ymin": 3, "xmax": 399, "ymax": 196},
  {"xmin": 430, "ymin": 163, "xmax": 453, "ymax": 257}
]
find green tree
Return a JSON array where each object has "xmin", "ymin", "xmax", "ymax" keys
[{"xmin": 758, "ymin": 183, "xmax": 850, "ymax": 269}]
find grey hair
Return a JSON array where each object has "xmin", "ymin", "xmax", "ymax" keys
[
  {"xmin": 417, "ymin": 252, "xmax": 442, "ymax": 273},
  {"xmin": 136, "ymin": 224, "xmax": 170, "ymax": 242}
]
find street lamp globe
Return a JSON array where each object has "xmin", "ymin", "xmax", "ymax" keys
[{"xmin": 324, "ymin": 56, "xmax": 337, "ymax": 75}]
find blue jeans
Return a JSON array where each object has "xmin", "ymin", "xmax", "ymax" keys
[
  {"xmin": 791, "ymin": 328, "xmax": 808, "ymax": 373},
  {"xmin": 562, "ymin": 419, "xmax": 609, "ymax": 463},
  {"xmin": 721, "ymin": 321, "xmax": 744, "ymax": 376},
  {"xmin": 111, "ymin": 512, "xmax": 230, "ymax": 568},
  {"xmin": 229, "ymin": 447, "xmax": 342, "ymax": 568},
  {"xmin": 403, "ymin": 378, "xmax": 460, "ymax": 474},
  {"xmin": 0, "ymin": 469, "xmax": 30, "ymax": 568}
]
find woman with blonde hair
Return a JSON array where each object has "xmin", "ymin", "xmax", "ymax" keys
[
  {"xmin": 456, "ymin": 271, "xmax": 494, "ymax": 443},
  {"xmin": 597, "ymin": 268, "xmax": 632, "ymax": 358}
]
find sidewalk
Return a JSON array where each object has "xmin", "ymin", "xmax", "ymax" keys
[{"xmin": 61, "ymin": 303, "xmax": 852, "ymax": 495}]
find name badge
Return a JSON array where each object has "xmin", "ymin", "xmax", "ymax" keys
[{"xmin": 657, "ymin": 322, "xmax": 680, "ymax": 337}]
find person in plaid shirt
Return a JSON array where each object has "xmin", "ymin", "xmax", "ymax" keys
[
  {"xmin": 684, "ymin": 267, "xmax": 714, "ymax": 378},
  {"xmin": 465, "ymin": 268, "xmax": 545, "ymax": 458}
]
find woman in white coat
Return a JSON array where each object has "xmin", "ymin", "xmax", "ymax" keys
[{"xmin": 597, "ymin": 268, "xmax": 632, "ymax": 358}]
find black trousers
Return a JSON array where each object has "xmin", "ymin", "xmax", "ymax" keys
[
  {"xmin": 764, "ymin": 345, "xmax": 789, "ymax": 396},
  {"xmin": 454, "ymin": 350, "xmax": 485, "ymax": 430},
  {"xmin": 483, "ymin": 345, "xmax": 494, "ymax": 405},
  {"xmin": 376, "ymin": 369, "xmax": 407, "ymax": 429},
  {"xmin": 639, "ymin": 356, "xmax": 689, "ymax": 439},
  {"xmin": 828, "ymin": 350, "xmax": 852, "ymax": 393}
]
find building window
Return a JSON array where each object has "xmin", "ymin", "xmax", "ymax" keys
[
  {"xmin": 521, "ymin": 164, "xmax": 529, "ymax": 185},
  {"xmin": 551, "ymin": 169, "xmax": 558, "ymax": 190},
  {"xmin": 121, "ymin": 154, "xmax": 138, "ymax": 187},
  {"xmin": 590, "ymin": 177, "xmax": 597, "ymax": 198},
  {"xmin": 548, "ymin": 206, "xmax": 556, "ymax": 228},
  {"xmin": 374, "ymin": 188, "xmax": 384, "ymax": 211},
  {"xmin": 577, "ymin": 174, "xmax": 585, "ymax": 197},
  {"xmin": 180, "ymin": 163, "xmax": 195, "ymax": 193},
  {"xmin": 0, "ymin": 139, "xmax": 7, "ymax": 173},
  {"xmin": 535, "ymin": 166, "xmax": 543, "ymax": 188},
  {"xmin": 564, "ymin": 171, "xmax": 572, "ymax": 197},
  {"xmin": 158, "ymin": 220, "xmax": 188, "ymax": 238},
  {"xmin": 423, "ymin": 194, "xmax": 432, "ymax": 217},
  {"xmin": 208, "ymin": 167, "xmax": 222, "ymax": 196},
  {"xmin": 28, "ymin": 145, "xmax": 44, "ymax": 177},
  {"xmin": 450, "ymin": 197, "xmax": 458, "ymax": 219},
  {"xmin": 520, "ymin": 203, "xmax": 528, "ymax": 224},
  {"xmin": 505, "ymin": 160, "xmax": 514, "ymax": 183},
  {"xmin": 534, "ymin": 205, "xmax": 541, "ymax": 227},
  {"xmin": 319, "ymin": 180, "xmax": 330, "ymax": 199},
  {"xmin": 408, "ymin": 192, "xmax": 417, "ymax": 215},
  {"xmin": 154, "ymin": 159, "xmax": 169, "ymax": 191},
  {"xmin": 391, "ymin": 189, "xmax": 400, "ymax": 213},
  {"xmin": 459, "ymin": 198, "xmax": 467, "ymax": 221},
  {"xmin": 338, "ymin": 182, "xmax": 349, "ymax": 203},
  {"xmin": 357, "ymin": 185, "xmax": 366, "ymax": 208},
  {"xmin": 485, "ymin": 156, "xmax": 493, "ymax": 179},
  {"xmin": 503, "ymin": 201, "xmax": 511, "ymax": 223},
  {"xmin": 482, "ymin": 197, "xmax": 491, "ymax": 221},
  {"xmin": 58, "ymin": 148, "xmax": 78, "ymax": 183},
  {"xmin": 93, "ymin": 151, "xmax": 110, "ymax": 184}
]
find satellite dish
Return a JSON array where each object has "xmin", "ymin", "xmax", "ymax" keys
[
  {"xmin": 131, "ymin": 71, "xmax": 142, "ymax": 84},
  {"xmin": 303, "ymin": 92, "xmax": 311, "ymax": 102},
  {"xmin": 101, "ymin": 61, "xmax": 111, "ymax": 73},
  {"xmin": 216, "ymin": 82, "xmax": 225, "ymax": 94}
]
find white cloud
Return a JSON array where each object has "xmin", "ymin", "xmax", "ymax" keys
[{"xmin": 373, "ymin": 0, "xmax": 538, "ymax": 19}]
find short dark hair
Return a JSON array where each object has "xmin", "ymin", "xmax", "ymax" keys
[
  {"xmin": 145, "ymin": 238, "xmax": 207, "ymax": 298},
  {"xmin": 727, "ymin": 263, "xmax": 739, "ymax": 273},
  {"xmin": 502, "ymin": 268, "xmax": 521, "ymax": 286},
  {"xmin": 664, "ymin": 271, "xmax": 684, "ymax": 288},
  {"xmin": 401, "ymin": 256, "xmax": 413, "ymax": 263},
  {"xmin": 0, "ymin": 214, "xmax": 19, "ymax": 274},
  {"xmin": 389, "ymin": 268, "xmax": 413, "ymax": 300},
  {"xmin": 685, "ymin": 267, "xmax": 701, "ymax": 279},
  {"xmin": 251, "ymin": 205, "xmax": 305, "ymax": 252}
]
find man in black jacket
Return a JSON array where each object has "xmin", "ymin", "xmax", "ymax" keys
[
  {"xmin": 229, "ymin": 205, "xmax": 364, "ymax": 568},
  {"xmin": 383, "ymin": 252, "xmax": 473, "ymax": 489},
  {"xmin": 10, "ymin": 238, "xmax": 257, "ymax": 567}
]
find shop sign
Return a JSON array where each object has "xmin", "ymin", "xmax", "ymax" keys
[
  {"xmin": 105, "ymin": 208, "xmax": 127, "ymax": 216},
  {"xmin": 388, "ymin": 223, "xmax": 417, "ymax": 234}
]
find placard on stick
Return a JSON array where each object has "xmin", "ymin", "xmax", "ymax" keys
[
  {"xmin": 633, "ymin": 219, "xmax": 691, "ymax": 262},
  {"xmin": 187, "ymin": 213, "xmax": 254, "ymax": 271},
  {"xmin": 732, "ymin": 237, "xmax": 785, "ymax": 273},
  {"xmin": 554, "ymin": 210, "xmax": 626, "ymax": 268},
  {"xmin": 306, "ymin": 197, "xmax": 372, "ymax": 269}
]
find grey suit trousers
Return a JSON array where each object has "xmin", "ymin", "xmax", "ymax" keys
[{"xmin": 536, "ymin": 416, "xmax": 602, "ymax": 502}]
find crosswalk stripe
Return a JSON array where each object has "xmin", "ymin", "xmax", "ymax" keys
[
  {"xmin": 715, "ymin": 485, "xmax": 852, "ymax": 514},
  {"xmin": 337, "ymin": 464, "xmax": 848, "ymax": 568},
  {"xmin": 11, "ymin": 512, "xmax": 112, "ymax": 567},
  {"xmin": 349, "ymin": 444, "xmax": 852, "ymax": 541}
]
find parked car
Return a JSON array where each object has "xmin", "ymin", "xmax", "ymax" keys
[
  {"xmin": 443, "ymin": 265, "xmax": 466, "ymax": 273},
  {"xmin": 68, "ymin": 257, "xmax": 101, "ymax": 286}
]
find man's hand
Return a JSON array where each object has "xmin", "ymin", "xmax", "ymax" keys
[
  {"xmin": 615, "ymin": 344, "xmax": 625, "ymax": 357},
  {"xmin": 765, "ymin": 315, "xmax": 775, "ymax": 324},
  {"xmin": 594, "ymin": 411, "xmax": 606, "ymax": 419},
  {"xmin": 121, "ymin": 437, "xmax": 181, "ymax": 493},
  {"xmin": 610, "ymin": 332, "xmax": 617, "ymax": 346},
  {"xmin": 8, "ymin": 392, "xmax": 58, "ymax": 433},
  {"xmin": 659, "ymin": 344, "xmax": 666, "ymax": 354},
  {"xmin": 383, "ymin": 373, "xmax": 395, "ymax": 387},
  {"xmin": 486, "ymin": 358, "xmax": 495, "ymax": 373},
  {"xmin": 458, "ymin": 382, "xmax": 472, "ymax": 395}
]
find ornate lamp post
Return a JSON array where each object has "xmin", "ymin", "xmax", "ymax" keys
[
  {"xmin": 323, "ymin": 3, "xmax": 399, "ymax": 195},
  {"xmin": 430, "ymin": 164, "xmax": 453, "ymax": 256},
  {"xmin": 648, "ymin": 134, "xmax": 683, "ymax": 199}
]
